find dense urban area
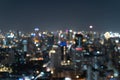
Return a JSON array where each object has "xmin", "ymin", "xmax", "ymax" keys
[{"xmin": 0, "ymin": 28, "xmax": 120, "ymax": 80}]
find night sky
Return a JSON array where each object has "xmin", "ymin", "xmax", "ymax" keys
[{"xmin": 0, "ymin": 0, "xmax": 120, "ymax": 32}]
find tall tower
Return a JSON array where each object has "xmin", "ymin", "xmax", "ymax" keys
[{"xmin": 75, "ymin": 33, "xmax": 83, "ymax": 51}]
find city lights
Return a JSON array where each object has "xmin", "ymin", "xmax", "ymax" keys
[{"xmin": 0, "ymin": 29, "xmax": 119, "ymax": 80}]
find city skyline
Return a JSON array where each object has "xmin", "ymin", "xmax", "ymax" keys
[{"xmin": 0, "ymin": 0, "xmax": 120, "ymax": 32}]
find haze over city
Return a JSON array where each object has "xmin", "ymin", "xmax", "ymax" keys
[
  {"xmin": 0, "ymin": 0, "xmax": 120, "ymax": 32},
  {"xmin": 0, "ymin": 1, "xmax": 120, "ymax": 80}
]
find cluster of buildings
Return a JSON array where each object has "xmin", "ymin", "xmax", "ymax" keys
[{"xmin": 0, "ymin": 28, "xmax": 120, "ymax": 80}]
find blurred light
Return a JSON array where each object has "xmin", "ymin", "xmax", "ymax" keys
[
  {"xmin": 69, "ymin": 30, "xmax": 72, "ymax": 32},
  {"xmin": 46, "ymin": 67, "xmax": 51, "ymax": 72},
  {"xmin": 75, "ymin": 47, "xmax": 82, "ymax": 51},
  {"xmin": 43, "ymin": 32, "xmax": 46, "ymax": 34},
  {"xmin": 100, "ymin": 40, "xmax": 104, "ymax": 45},
  {"xmin": 94, "ymin": 32, "xmax": 96, "ymax": 34},
  {"xmin": 73, "ymin": 41, "xmax": 76, "ymax": 44},
  {"xmin": 114, "ymin": 72, "xmax": 119, "ymax": 77},
  {"xmin": 51, "ymin": 70, "xmax": 54, "ymax": 74},
  {"xmin": 104, "ymin": 32, "xmax": 110, "ymax": 40},
  {"xmin": 7, "ymin": 33, "xmax": 14, "ymax": 38},
  {"xmin": 61, "ymin": 61, "xmax": 67, "ymax": 65},
  {"xmin": 76, "ymin": 75, "xmax": 79, "ymax": 78},
  {"xmin": 65, "ymin": 77, "xmax": 72, "ymax": 80},
  {"xmin": 60, "ymin": 30, "xmax": 62, "ymax": 33},
  {"xmin": 34, "ymin": 42, "xmax": 37, "ymax": 44},
  {"xmin": 31, "ymin": 33, "xmax": 36, "ymax": 37},
  {"xmin": 36, "ymin": 44, "xmax": 39, "ymax": 47},
  {"xmin": 114, "ymin": 33, "xmax": 119, "ymax": 37},
  {"xmin": 82, "ymin": 39, "xmax": 87, "ymax": 42},
  {"xmin": 34, "ymin": 28, "xmax": 39, "ymax": 31},
  {"xmin": 67, "ymin": 60, "xmax": 70, "ymax": 63},
  {"xmin": 97, "ymin": 51, "xmax": 100, "ymax": 54},
  {"xmin": 111, "ymin": 75, "xmax": 114, "ymax": 78},
  {"xmin": 73, "ymin": 31, "xmax": 77, "ymax": 35},
  {"xmin": 40, "ymin": 72, "xmax": 44, "ymax": 77},
  {"xmin": 83, "ymin": 65, "xmax": 87, "ymax": 70},
  {"xmin": 18, "ymin": 78, "xmax": 24, "ymax": 80},
  {"xmin": 30, "ymin": 57, "xmax": 43, "ymax": 61},
  {"xmin": 58, "ymin": 40, "xmax": 61, "ymax": 44},
  {"xmin": 70, "ymin": 41, "xmax": 73, "ymax": 43},
  {"xmin": 60, "ymin": 34, "xmax": 64, "ymax": 38},
  {"xmin": 43, "ymin": 64, "xmax": 47, "ymax": 67},
  {"xmin": 38, "ymin": 57, "xmax": 43, "ymax": 60},
  {"xmin": 36, "ymin": 70, "xmax": 40, "ymax": 74},
  {"xmin": 89, "ymin": 25, "xmax": 93, "ymax": 29},
  {"xmin": 115, "ymin": 40, "xmax": 119, "ymax": 43},
  {"xmin": 50, "ymin": 50, "xmax": 56, "ymax": 53},
  {"xmin": 52, "ymin": 45, "xmax": 58, "ymax": 48},
  {"xmin": 9, "ymin": 46, "xmax": 12, "ymax": 48},
  {"xmin": 118, "ymin": 47, "xmax": 120, "ymax": 50},
  {"xmin": 118, "ymin": 61, "xmax": 120, "ymax": 63},
  {"xmin": 24, "ymin": 77, "xmax": 31, "ymax": 80},
  {"xmin": 31, "ymin": 76, "xmax": 34, "ymax": 79},
  {"xmin": 34, "ymin": 39, "xmax": 39, "ymax": 43},
  {"xmin": 26, "ymin": 54, "xmax": 31, "ymax": 57},
  {"xmin": 34, "ymin": 72, "xmax": 44, "ymax": 80},
  {"xmin": 38, "ymin": 33, "xmax": 41, "ymax": 36},
  {"xmin": 37, "ymin": 48, "xmax": 40, "ymax": 50}
]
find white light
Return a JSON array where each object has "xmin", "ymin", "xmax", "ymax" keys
[
  {"xmin": 67, "ymin": 60, "xmax": 70, "ymax": 63},
  {"xmin": 114, "ymin": 72, "xmax": 118, "ymax": 77},
  {"xmin": 36, "ymin": 44, "xmax": 39, "ymax": 47},
  {"xmin": 60, "ymin": 30, "xmax": 62, "ymax": 33},
  {"xmin": 34, "ymin": 28, "xmax": 39, "ymax": 31},
  {"xmin": 46, "ymin": 67, "xmax": 51, "ymax": 72},
  {"xmin": 76, "ymin": 75, "xmax": 79, "ymax": 78},
  {"xmin": 51, "ymin": 70, "xmax": 54, "ymax": 74},
  {"xmin": 60, "ymin": 34, "xmax": 64, "ymax": 38},
  {"xmin": 119, "ymin": 34, "xmax": 120, "ymax": 38},
  {"xmin": 118, "ymin": 47, "xmax": 120, "ymax": 50},
  {"xmin": 43, "ymin": 64, "xmax": 47, "ymax": 67},
  {"xmin": 89, "ymin": 25, "xmax": 93, "ymax": 29},
  {"xmin": 26, "ymin": 54, "xmax": 31, "ymax": 57},
  {"xmin": 38, "ymin": 33, "xmax": 41, "ymax": 36},
  {"xmin": 69, "ymin": 30, "xmax": 72, "ymax": 32},
  {"xmin": 24, "ymin": 77, "xmax": 31, "ymax": 80},
  {"xmin": 7, "ymin": 33, "xmax": 14, "ymax": 38},
  {"xmin": 51, "ymin": 50, "xmax": 56, "ymax": 53},
  {"xmin": 18, "ymin": 78, "xmax": 24, "ymax": 80},
  {"xmin": 37, "ymin": 48, "xmax": 40, "ymax": 50},
  {"xmin": 9, "ymin": 46, "xmax": 12, "ymax": 48},
  {"xmin": 34, "ymin": 72, "xmax": 44, "ymax": 80},
  {"xmin": 97, "ymin": 51, "xmax": 100, "ymax": 54},
  {"xmin": 58, "ymin": 41, "xmax": 61, "ymax": 44},
  {"xmin": 40, "ymin": 72, "xmax": 44, "ymax": 76},
  {"xmin": 36, "ymin": 70, "xmax": 40, "ymax": 74},
  {"xmin": 43, "ymin": 32, "xmax": 46, "ymax": 34},
  {"xmin": 31, "ymin": 76, "xmax": 34, "ymax": 79},
  {"xmin": 115, "ymin": 40, "xmax": 119, "ymax": 43},
  {"xmin": 104, "ymin": 32, "xmax": 110, "ymax": 40},
  {"xmin": 31, "ymin": 33, "xmax": 36, "ymax": 36},
  {"xmin": 73, "ymin": 31, "xmax": 77, "ymax": 35},
  {"xmin": 111, "ymin": 75, "xmax": 114, "ymax": 78},
  {"xmin": 83, "ymin": 65, "xmax": 87, "ymax": 70},
  {"xmin": 65, "ymin": 77, "xmax": 72, "ymax": 80},
  {"xmin": 34, "ymin": 42, "xmax": 37, "ymax": 44},
  {"xmin": 53, "ymin": 45, "xmax": 58, "ymax": 48}
]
